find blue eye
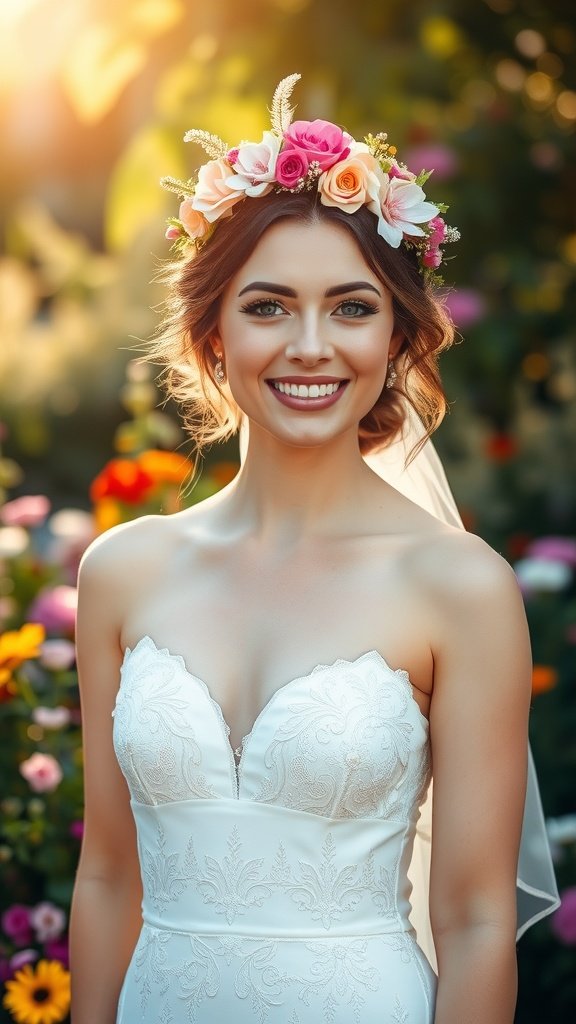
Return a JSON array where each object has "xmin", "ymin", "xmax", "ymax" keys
[
  {"xmin": 335, "ymin": 300, "xmax": 379, "ymax": 317},
  {"xmin": 240, "ymin": 299, "xmax": 285, "ymax": 317}
]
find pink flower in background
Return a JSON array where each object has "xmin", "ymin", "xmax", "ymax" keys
[
  {"xmin": 32, "ymin": 705, "xmax": 71, "ymax": 729},
  {"xmin": 9, "ymin": 949, "xmax": 39, "ymax": 972},
  {"xmin": 0, "ymin": 958, "xmax": 11, "ymax": 983},
  {"xmin": 527, "ymin": 537, "xmax": 576, "ymax": 567},
  {"xmin": 27, "ymin": 585, "xmax": 77, "ymax": 634},
  {"xmin": 44, "ymin": 936, "xmax": 69, "ymax": 968},
  {"xmin": 2, "ymin": 905, "xmax": 32, "ymax": 945},
  {"xmin": 38, "ymin": 639, "xmax": 76, "ymax": 672},
  {"xmin": 69, "ymin": 820, "xmax": 84, "ymax": 840},
  {"xmin": 0, "ymin": 495, "xmax": 51, "ymax": 528},
  {"xmin": 19, "ymin": 752, "xmax": 63, "ymax": 793},
  {"xmin": 275, "ymin": 148, "xmax": 310, "ymax": 188},
  {"xmin": 405, "ymin": 143, "xmax": 458, "ymax": 180},
  {"xmin": 551, "ymin": 887, "xmax": 576, "ymax": 945},
  {"xmin": 444, "ymin": 288, "xmax": 487, "ymax": 329},
  {"xmin": 283, "ymin": 119, "xmax": 352, "ymax": 171},
  {"xmin": 30, "ymin": 902, "xmax": 66, "ymax": 942}
]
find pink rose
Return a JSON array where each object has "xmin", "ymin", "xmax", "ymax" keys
[
  {"xmin": 19, "ymin": 752, "xmax": 63, "ymax": 793},
  {"xmin": 422, "ymin": 247, "xmax": 442, "ymax": 269},
  {"xmin": 192, "ymin": 158, "xmax": 244, "ymax": 223},
  {"xmin": 283, "ymin": 119, "xmax": 352, "ymax": 171},
  {"xmin": 275, "ymin": 148, "xmax": 309, "ymax": 188},
  {"xmin": 319, "ymin": 152, "xmax": 381, "ymax": 213},
  {"xmin": 27, "ymin": 585, "xmax": 77, "ymax": 634},
  {"xmin": 0, "ymin": 495, "xmax": 51, "ymax": 528},
  {"xmin": 178, "ymin": 199, "xmax": 210, "ymax": 240},
  {"xmin": 428, "ymin": 216, "xmax": 447, "ymax": 246}
]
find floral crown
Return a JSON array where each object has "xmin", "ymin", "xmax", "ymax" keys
[{"xmin": 161, "ymin": 73, "xmax": 459, "ymax": 283}]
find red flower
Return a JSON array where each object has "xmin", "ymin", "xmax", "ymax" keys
[
  {"xmin": 90, "ymin": 459, "xmax": 155, "ymax": 504},
  {"xmin": 485, "ymin": 433, "xmax": 518, "ymax": 462}
]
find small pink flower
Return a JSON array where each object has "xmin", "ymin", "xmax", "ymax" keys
[
  {"xmin": 388, "ymin": 160, "xmax": 416, "ymax": 182},
  {"xmin": 551, "ymin": 887, "xmax": 576, "ymax": 945},
  {"xmin": 0, "ymin": 495, "xmax": 51, "ymax": 528},
  {"xmin": 428, "ymin": 215, "xmax": 447, "ymax": 246},
  {"xmin": 178, "ymin": 199, "xmax": 211, "ymax": 240},
  {"xmin": 226, "ymin": 148, "xmax": 239, "ymax": 165},
  {"xmin": 422, "ymin": 247, "xmax": 442, "ymax": 269},
  {"xmin": 165, "ymin": 225, "xmax": 182, "ymax": 240},
  {"xmin": 69, "ymin": 819, "xmax": 84, "ymax": 840},
  {"xmin": 30, "ymin": 902, "xmax": 66, "ymax": 942},
  {"xmin": 226, "ymin": 132, "xmax": 280, "ymax": 197},
  {"xmin": 9, "ymin": 949, "xmax": 39, "ymax": 971},
  {"xmin": 44, "ymin": 936, "xmax": 69, "ymax": 968},
  {"xmin": 19, "ymin": 752, "xmax": 63, "ymax": 793},
  {"xmin": 283, "ymin": 119, "xmax": 352, "ymax": 171},
  {"xmin": 192, "ymin": 158, "xmax": 244, "ymax": 223},
  {"xmin": 527, "ymin": 537, "xmax": 576, "ymax": 567},
  {"xmin": 275, "ymin": 148, "xmax": 310, "ymax": 188},
  {"xmin": 2, "ymin": 905, "xmax": 32, "ymax": 943},
  {"xmin": 32, "ymin": 705, "xmax": 71, "ymax": 729},
  {"xmin": 27, "ymin": 585, "xmax": 77, "ymax": 634},
  {"xmin": 405, "ymin": 143, "xmax": 458, "ymax": 181},
  {"xmin": 38, "ymin": 638, "xmax": 76, "ymax": 672},
  {"xmin": 444, "ymin": 288, "xmax": 487, "ymax": 329}
]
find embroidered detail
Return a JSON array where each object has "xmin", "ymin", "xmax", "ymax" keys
[
  {"xmin": 195, "ymin": 825, "xmax": 273, "ymax": 924},
  {"xmin": 141, "ymin": 821, "xmax": 197, "ymax": 912},
  {"xmin": 392, "ymin": 995, "xmax": 410, "ymax": 1023},
  {"xmin": 298, "ymin": 939, "xmax": 380, "ymax": 1023}
]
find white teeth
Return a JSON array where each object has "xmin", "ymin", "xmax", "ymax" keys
[{"xmin": 273, "ymin": 381, "xmax": 341, "ymax": 398}]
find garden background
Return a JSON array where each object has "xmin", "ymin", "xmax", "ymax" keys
[{"xmin": 1, "ymin": 0, "xmax": 576, "ymax": 1021}]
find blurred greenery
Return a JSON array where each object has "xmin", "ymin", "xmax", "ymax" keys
[{"xmin": 1, "ymin": 0, "xmax": 575, "ymax": 1020}]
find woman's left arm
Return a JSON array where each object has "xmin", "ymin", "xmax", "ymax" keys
[{"xmin": 425, "ymin": 533, "xmax": 532, "ymax": 1024}]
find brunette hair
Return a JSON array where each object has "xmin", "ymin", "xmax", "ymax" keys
[{"xmin": 146, "ymin": 191, "xmax": 455, "ymax": 463}]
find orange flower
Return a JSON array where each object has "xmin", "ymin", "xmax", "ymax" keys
[
  {"xmin": 532, "ymin": 664, "xmax": 558, "ymax": 695},
  {"xmin": 136, "ymin": 450, "xmax": 193, "ymax": 485},
  {"xmin": 90, "ymin": 459, "xmax": 155, "ymax": 504},
  {"xmin": 0, "ymin": 622, "xmax": 45, "ymax": 701},
  {"xmin": 209, "ymin": 461, "xmax": 239, "ymax": 487}
]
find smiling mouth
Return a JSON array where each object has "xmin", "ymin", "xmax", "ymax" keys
[{"xmin": 272, "ymin": 381, "xmax": 344, "ymax": 398}]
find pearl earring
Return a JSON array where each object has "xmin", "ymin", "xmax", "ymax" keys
[
  {"xmin": 214, "ymin": 360, "xmax": 226, "ymax": 384},
  {"xmin": 386, "ymin": 360, "xmax": 397, "ymax": 389}
]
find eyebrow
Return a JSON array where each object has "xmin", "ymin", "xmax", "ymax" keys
[{"xmin": 237, "ymin": 280, "xmax": 381, "ymax": 298}]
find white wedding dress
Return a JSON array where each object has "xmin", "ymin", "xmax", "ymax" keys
[{"xmin": 112, "ymin": 635, "xmax": 436, "ymax": 1023}]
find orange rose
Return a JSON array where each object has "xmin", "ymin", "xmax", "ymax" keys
[
  {"xmin": 137, "ymin": 450, "xmax": 193, "ymax": 485},
  {"xmin": 319, "ymin": 152, "xmax": 380, "ymax": 213},
  {"xmin": 179, "ymin": 199, "xmax": 211, "ymax": 240},
  {"xmin": 192, "ymin": 158, "xmax": 244, "ymax": 223}
]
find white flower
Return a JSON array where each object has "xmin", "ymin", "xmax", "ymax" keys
[
  {"xmin": 514, "ymin": 556, "xmax": 572, "ymax": 593},
  {"xmin": 369, "ymin": 176, "xmax": 439, "ymax": 248},
  {"xmin": 30, "ymin": 901, "xmax": 66, "ymax": 942},
  {"xmin": 226, "ymin": 131, "xmax": 281, "ymax": 197},
  {"xmin": 32, "ymin": 705, "xmax": 71, "ymax": 730}
]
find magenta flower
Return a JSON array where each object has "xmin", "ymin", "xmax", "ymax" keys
[
  {"xmin": 69, "ymin": 819, "xmax": 84, "ymax": 840},
  {"xmin": 19, "ymin": 752, "xmax": 63, "ymax": 793},
  {"xmin": 551, "ymin": 887, "xmax": 576, "ymax": 945},
  {"xmin": 27, "ymin": 584, "xmax": 77, "ymax": 634},
  {"xmin": 275, "ymin": 148, "xmax": 310, "ymax": 188},
  {"xmin": 0, "ymin": 495, "xmax": 51, "ymax": 528},
  {"xmin": 30, "ymin": 902, "xmax": 66, "ymax": 942},
  {"xmin": 282, "ymin": 119, "xmax": 352, "ymax": 171},
  {"xmin": 405, "ymin": 143, "xmax": 459, "ymax": 181},
  {"xmin": 9, "ymin": 949, "xmax": 39, "ymax": 971},
  {"xmin": 2, "ymin": 905, "xmax": 32, "ymax": 944},
  {"xmin": 44, "ymin": 936, "xmax": 69, "ymax": 968},
  {"xmin": 527, "ymin": 536, "xmax": 576, "ymax": 567},
  {"xmin": 422, "ymin": 247, "xmax": 442, "ymax": 269},
  {"xmin": 444, "ymin": 288, "xmax": 487, "ymax": 329}
]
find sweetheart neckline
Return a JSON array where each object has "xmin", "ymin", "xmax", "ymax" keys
[{"xmin": 120, "ymin": 634, "xmax": 429, "ymax": 786}]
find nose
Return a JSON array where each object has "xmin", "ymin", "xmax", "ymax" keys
[{"xmin": 283, "ymin": 311, "xmax": 334, "ymax": 365}]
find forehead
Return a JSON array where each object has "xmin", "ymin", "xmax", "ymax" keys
[{"xmin": 230, "ymin": 217, "xmax": 379, "ymax": 292}]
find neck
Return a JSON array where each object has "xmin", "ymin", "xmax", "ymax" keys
[{"xmin": 221, "ymin": 423, "xmax": 378, "ymax": 546}]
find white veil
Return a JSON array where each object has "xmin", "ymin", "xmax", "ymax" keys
[
  {"xmin": 364, "ymin": 401, "xmax": 560, "ymax": 969},
  {"xmin": 239, "ymin": 403, "xmax": 560, "ymax": 971}
]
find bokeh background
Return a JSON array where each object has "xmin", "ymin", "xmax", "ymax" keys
[{"xmin": 1, "ymin": 0, "xmax": 575, "ymax": 1021}]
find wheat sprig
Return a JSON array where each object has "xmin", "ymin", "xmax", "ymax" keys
[
  {"xmin": 183, "ymin": 129, "xmax": 229, "ymax": 160},
  {"xmin": 270, "ymin": 73, "xmax": 301, "ymax": 135}
]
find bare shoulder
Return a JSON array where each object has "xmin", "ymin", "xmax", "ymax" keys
[
  {"xmin": 78, "ymin": 513, "xmax": 168, "ymax": 583},
  {"xmin": 412, "ymin": 526, "xmax": 522, "ymax": 608}
]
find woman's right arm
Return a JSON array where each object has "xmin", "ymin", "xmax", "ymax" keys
[{"xmin": 69, "ymin": 533, "xmax": 143, "ymax": 1024}]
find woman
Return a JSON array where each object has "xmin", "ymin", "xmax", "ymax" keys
[{"xmin": 70, "ymin": 76, "xmax": 558, "ymax": 1023}]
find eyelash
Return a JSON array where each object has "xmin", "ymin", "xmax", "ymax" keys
[{"xmin": 239, "ymin": 298, "xmax": 379, "ymax": 317}]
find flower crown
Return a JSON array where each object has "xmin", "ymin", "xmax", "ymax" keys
[{"xmin": 161, "ymin": 73, "xmax": 459, "ymax": 283}]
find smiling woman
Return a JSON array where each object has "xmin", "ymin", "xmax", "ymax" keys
[{"xmin": 70, "ymin": 74, "xmax": 558, "ymax": 1024}]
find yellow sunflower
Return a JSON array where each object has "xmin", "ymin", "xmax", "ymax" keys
[{"xmin": 3, "ymin": 959, "xmax": 70, "ymax": 1024}]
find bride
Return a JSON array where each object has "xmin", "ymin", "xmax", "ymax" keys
[{"xmin": 70, "ymin": 75, "xmax": 558, "ymax": 1024}]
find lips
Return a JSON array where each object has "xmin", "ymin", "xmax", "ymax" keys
[{"xmin": 266, "ymin": 377, "xmax": 349, "ymax": 409}]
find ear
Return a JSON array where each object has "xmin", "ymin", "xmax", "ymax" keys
[
  {"xmin": 208, "ymin": 334, "xmax": 223, "ymax": 362},
  {"xmin": 389, "ymin": 325, "xmax": 406, "ymax": 361}
]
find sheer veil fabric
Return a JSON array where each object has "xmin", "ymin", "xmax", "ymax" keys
[{"xmin": 237, "ymin": 403, "xmax": 559, "ymax": 971}]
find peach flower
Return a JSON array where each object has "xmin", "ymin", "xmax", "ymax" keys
[
  {"xmin": 192, "ymin": 159, "xmax": 244, "ymax": 223},
  {"xmin": 319, "ymin": 152, "xmax": 380, "ymax": 213},
  {"xmin": 178, "ymin": 199, "xmax": 210, "ymax": 240}
]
